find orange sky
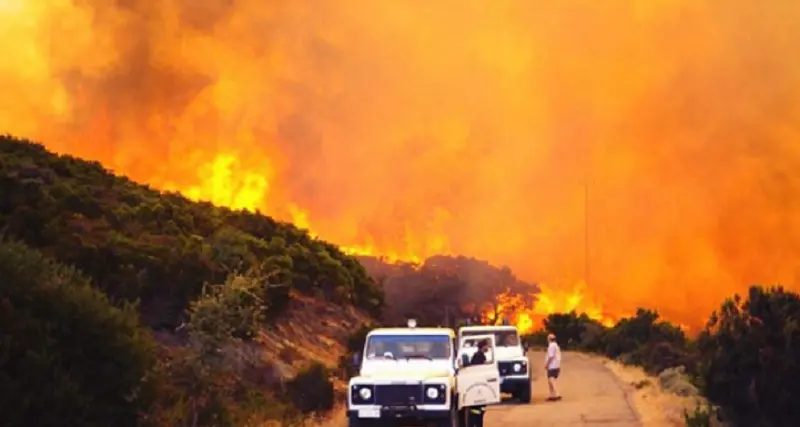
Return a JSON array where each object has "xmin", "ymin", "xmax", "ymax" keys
[{"xmin": 2, "ymin": 0, "xmax": 800, "ymax": 328}]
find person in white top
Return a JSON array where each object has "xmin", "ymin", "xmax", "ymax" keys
[{"xmin": 544, "ymin": 333, "xmax": 562, "ymax": 401}]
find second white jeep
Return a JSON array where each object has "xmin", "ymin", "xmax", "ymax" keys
[{"xmin": 458, "ymin": 324, "xmax": 531, "ymax": 403}]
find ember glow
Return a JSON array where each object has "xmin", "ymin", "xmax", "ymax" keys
[{"xmin": 3, "ymin": 1, "xmax": 800, "ymax": 329}]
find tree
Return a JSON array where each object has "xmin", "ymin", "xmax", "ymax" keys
[
  {"xmin": 0, "ymin": 240, "xmax": 156, "ymax": 427},
  {"xmin": 698, "ymin": 286, "xmax": 800, "ymax": 427}
]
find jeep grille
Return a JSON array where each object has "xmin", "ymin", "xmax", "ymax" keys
[{"xmin": 374, "ymin": 384, "xmax": 423, "ymax": 406}]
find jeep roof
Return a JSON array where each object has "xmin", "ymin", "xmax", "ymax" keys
[
  {"xmin": 458, "ymin": 325, "xmax": 519, "ymax": 332},
  {"xmin": 367, "ymin": 327, "xmax": 456, "ymax": 338}
]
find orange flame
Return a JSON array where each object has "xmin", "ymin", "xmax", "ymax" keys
[
  {"xmin": 484, "ymin": 282, "xmax": 620, "ymax": 334},
  {"xmin": 4, "ymin": 1, "xmax": 800, "ymax": 332},
  {"xmin": 172, "ymin": 153, "xmax": 437, "ymax": 264}
]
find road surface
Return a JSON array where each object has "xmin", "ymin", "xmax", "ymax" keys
[{"xmin": 486, "ymin": 351, "xmax": 642, "ymax": 426}]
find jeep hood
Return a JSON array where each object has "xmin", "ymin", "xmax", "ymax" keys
[{"xmin": 359, "ymin": 360, "xmax": 453, "ymax": 379}]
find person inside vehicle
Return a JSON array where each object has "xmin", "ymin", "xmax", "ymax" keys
[
  {"xmin": 383, "ymin": 341, "xmax": 399, "ymax": 359},
  {"xmin": 468, "ymin": 339, "xmax": 490, "ymax": 427},
  {"xmin": 504, "ymin": 333, "xmax": 519, "ymax": 346}
]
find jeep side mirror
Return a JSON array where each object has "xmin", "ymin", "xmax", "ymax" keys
[
  {"xmin": 352, "ymin": 353, "xmax": 361, "ymax": 369},
  {"xmin": 523, "ymin": 343, "xmax": 530, "ymax": 353}
]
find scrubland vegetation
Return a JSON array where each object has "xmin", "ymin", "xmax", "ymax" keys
[
  {"xmin": 0, "ymin": 136, "xmax": 372, "ymax": 426},
  {"xmin": 2, "ymin": 136, "xmax": 797, "ymax": 427},
  {"xmin": 525, "ymin": 287, "xmax": 800, "ymax": 427}
]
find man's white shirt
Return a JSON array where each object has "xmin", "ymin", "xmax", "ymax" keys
[{"xmin": 546, "ymin": 341, "xmax": 561, "ymax": 369}]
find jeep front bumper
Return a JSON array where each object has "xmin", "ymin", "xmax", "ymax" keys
[
  {"xmin": 347, "ymin": 407, "xmax": 451, "ymax": 422},
  {"xmin": 500, "ymin": 375, "xmax": 530, "ymax": 393}
]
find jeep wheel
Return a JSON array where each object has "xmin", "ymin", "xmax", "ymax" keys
[
  {"xmin": 348, "ymin": 417, "xmax": 380, "ymax": 427},
  {"xmin": 436, "ymin": 401, "xmax": 460, "ymax": 427},
  {"xmin": 456, "ymin": 408, "xmax": 469, "ymax": 427},
  {"xmin": 516, "ymin": 385, "xmax": 531, "ymax": 403}
]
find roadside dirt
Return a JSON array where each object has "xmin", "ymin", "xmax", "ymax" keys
[{"xmin": 598, "ymin": 355, "xmax": 710, "ymax": 427}]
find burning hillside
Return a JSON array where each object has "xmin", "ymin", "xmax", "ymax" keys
[
  {"xmin": 359, "ymin": 254, "xmax": 539, "ymax": 329},
  {"xmin": 3, "ymin": 1, "xmax": 800, "ymax": 329},
  {"xmin": 357, "ymin": 254, "xmax": 621, "ymax": 333}
]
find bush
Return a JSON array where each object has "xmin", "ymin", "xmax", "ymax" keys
[
  {"xmin": 658, "ymin": 366, "xmax": 699, "ymax": 397},
  {"xmin": 543, "ymin": 312, "xmax": 587, "ymax": 348},
  {"xmin": 0, "ymin": 240, "xmax": 156, "ymax": 427},
  {"xmin": 537, "ymin": 287, "xmax": 800, "ymax": 426},
  {"xmin": 0, "ymin": 136, "xmax": 384, "ymax": 329},
  {"xmin": 684, "ymin": 401, "xmax": 714, "ymax": 427},
  {"xmin": 141, "ymin": 272, "xmax": 274, "ymax": 427},
  {"xmin": 697, "ymin": 286, "xmax": 800, "ymax": 427},
  {"xmin": 285, "ymin": 362, "xmax": 335, "ymax": 415}
]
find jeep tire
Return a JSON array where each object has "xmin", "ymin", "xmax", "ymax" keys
[
  {"xmin": 436, "ymin": 400, "xmax": 460, "ymax": 427},
  {"xmin": 347, "ymin": 417, "xmax": 380, "ymax": 427},
  {"xmin": 456, "ymin": 408, "xmax": 469, "ymax": 427},
  {"xmin": 515, "ymin": 384, "xmax": 531, "ymax": 403}
]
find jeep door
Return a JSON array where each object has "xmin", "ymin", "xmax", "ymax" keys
[{"xmin": 456, "ymin": 334, "xmax": 501, "ymax": 409}]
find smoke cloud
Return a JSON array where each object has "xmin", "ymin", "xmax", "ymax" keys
[{"xmin": 2, "ymin": 0, "xmax": 800, "ymax": 327}]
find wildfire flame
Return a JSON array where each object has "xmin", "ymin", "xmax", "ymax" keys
[
  {"xmin": 3, "ymin": 1, "xmax": 800, "ymax": 331},
  {"xmin": 484, "ymin": 282, "xmax": 621, "ymax": 334},
  {"xmin": 170, "ymin": 152, "xmax": 441, "ymax": 264}
]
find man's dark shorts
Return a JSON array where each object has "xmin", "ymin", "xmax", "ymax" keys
[{"xmin": 547, "ymin": 368, "xmax": 560, "ymax": 379}]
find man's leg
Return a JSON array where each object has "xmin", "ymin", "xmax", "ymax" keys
[
  {"xmin": 468, "ymin": 407, "xmax": 481, "ymax": 427},
  {"xmin": 475, "ymin": 407, "xmax": 485, "ymax": 427},
  {"xmin": 547, "ymin": 369, "xmax": 561, "ymax": 400}
]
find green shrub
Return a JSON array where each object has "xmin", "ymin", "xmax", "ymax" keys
[
  {"xmin": 698, "ymin": 286, "xmax": 800, "ymax": 427},
  {"xmin": 542, "ymin": 311, "xmax": 604, "ymax": 350},
  {"xmin": 285, "ymin": 362, "xmax": 335, "ymax": 415},
  {"xmin": 684, "ymin": 401, "xmax": 713, "ymax": 427},
  {"xmin": 0, "ymin": 135, "xmax": 384, "ymax": 329},
  {"xmin": 141, "ymin": 272, "xmax": 273, "ymax": 427},
  {"xmin": 0, "ymin": 240, "xmax": 156, "ymax": 427}
]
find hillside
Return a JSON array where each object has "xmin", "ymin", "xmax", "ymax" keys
[
  {"xmin": 0, "ymin": 135, "xmax": 383, "ymax": 329},
  {"xmin": 0, "ymin": 135, "xmax": 381, "ymax": 426},
  {"xmin": 357, "ymin": 254, "xmax": 538, "ymax": 326}
]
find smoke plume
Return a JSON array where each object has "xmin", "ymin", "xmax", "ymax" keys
[{"xmin": 2, "ymin": 0, "xmax": 800, "ymax": 327}]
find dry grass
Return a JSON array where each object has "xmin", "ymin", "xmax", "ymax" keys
[
  {"xmin": 256, "ymin": 294, "xmax": 370, "ymax": 426},
  {"xmin": 308, "ymin": 410, "xmax": 346, "ymax": 427},
  {"xmin": 259, "ymin": 293, "xmax": 371, "ymax": 382},
  {"xmin": 258, "ymin": 408, "xmax": 346, "ymax": 427},
  {"xmin": 595, "ymin": 356, "xmax": 709, "ymax": 427}
]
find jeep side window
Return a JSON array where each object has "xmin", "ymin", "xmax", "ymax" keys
[{"xmin": 462, "ymin": 330, "xmax": 519, "ymax": 347}]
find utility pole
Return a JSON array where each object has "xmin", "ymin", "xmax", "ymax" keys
[
  {"xmin": 584, "ymin": 168, "xmax": 590, "ymax": 287},
  {"xmin": 583, "ymin": 135, "xmax": 591, "ymax": 289}
]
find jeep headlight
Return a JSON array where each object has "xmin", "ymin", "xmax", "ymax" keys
[
  {"xmin": 426, "ymin": 387, "xmax": 439, "ymax": 399},
  {"xmin": 424, "ymin": 384, "xmax": 447, "ymax": 403},
  {"xmin": 351, "ymin": 384, "xmax": 374, "ymax": 403},
  {"xmin": 513, "ymin": 363, "xmax": 522, "ymax": 372}
]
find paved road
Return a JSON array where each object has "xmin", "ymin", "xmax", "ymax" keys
[{"xmin": 485, "ymin": 351, "xmax": 641, "ymax": 426}]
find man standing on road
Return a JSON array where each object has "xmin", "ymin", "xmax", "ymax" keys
[
  {"xmin": 544, "ymin": 333, "xmax": 562, "ymax": 401},
  {"xmin": 468, "ymin": 339, "xmax": 490, "ymax": 427}
]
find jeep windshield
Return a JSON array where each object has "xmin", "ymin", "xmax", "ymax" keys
[
  {"xmin": 461, "ymin": 329, "xmax": 520, "ymax": 347},
  {"xmin": 365, "ymin": 334, "xmax": 452, "ymax": 360}
]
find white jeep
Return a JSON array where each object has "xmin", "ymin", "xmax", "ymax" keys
[
  {"xmin": 458, "ymin": 324, "xmax": 531, "ymax": 403},
  {"xmin": 347, "ymin": 320, "xmax": 502, "ymax": 427}
]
